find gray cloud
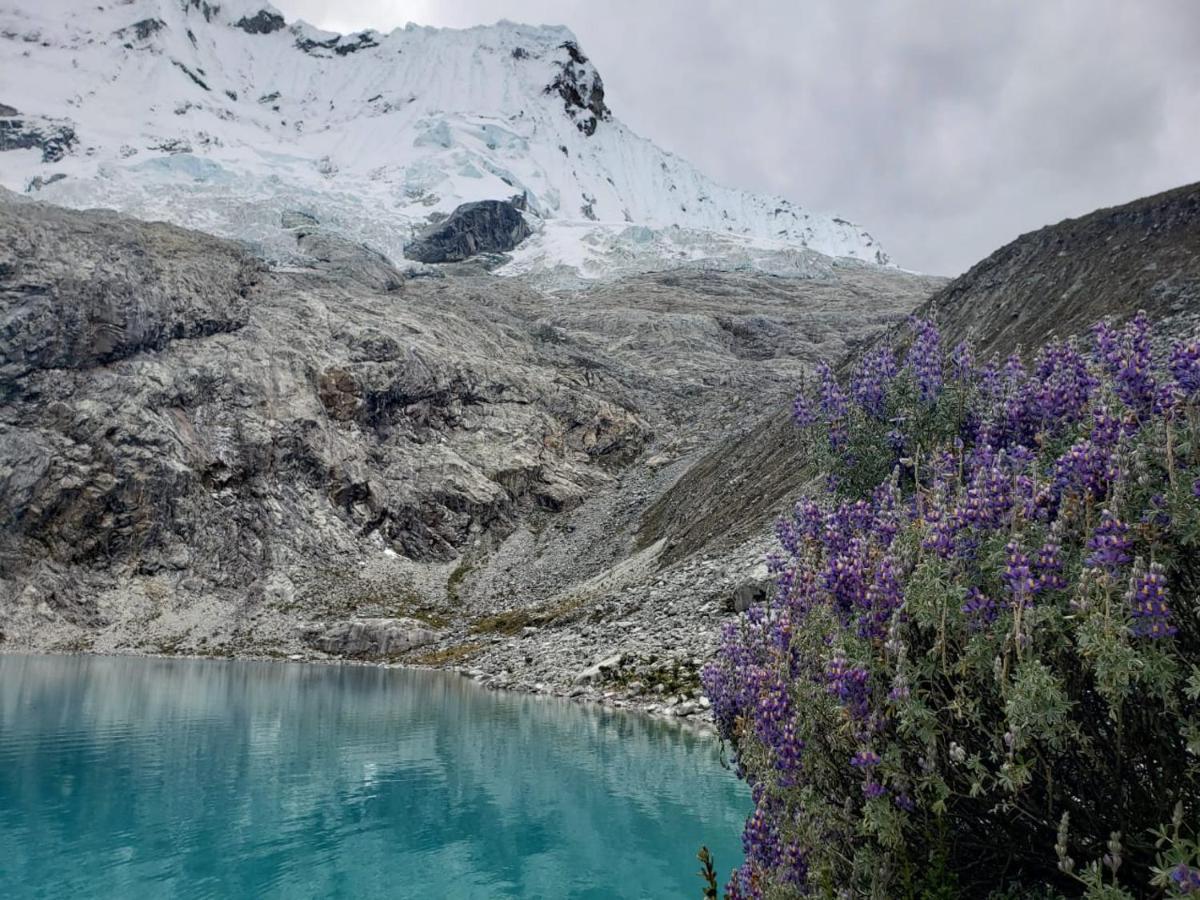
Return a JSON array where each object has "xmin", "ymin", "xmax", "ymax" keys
[{"xmin": 274, "ymin": 0, "xmax": 1200, "ymax": 274}]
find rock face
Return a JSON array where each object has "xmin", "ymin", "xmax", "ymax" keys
[
  {"xmin": 918, "ymin": 180, "xmax": 1200, "ymax": 359},
  {"xmin": 545, "ymin": 41, "xmax": 610, "ymax": 136},
  {"xmin": 301, "ymin": 619, "xmax": 439, "ymax": 658},
  {"xmin": 404, "ymin": 200, "xmax": 532, "ymax": 264},
  {"xmin": 0, "ymin": 200, "xmax": 260, "ymax": 388},
  {"xmin": 0, "ymin": 115, "xmax": 77, "ymax": 164},
  {"xmin": 0, "ymin": 192, "xmax": 936, "ymax": 659},
  {"xmin": 235, "ymin": 10, "xmax": 286, "ymax": 34}
]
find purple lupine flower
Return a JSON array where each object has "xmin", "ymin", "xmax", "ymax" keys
[
  {"xmin": 977, "ymin": 360, "xmax": 1002, "ymax": 403},
  {"xmin": 862, "ymin": 781, "xmax": 886, "ymax": 800},
  {"xmin": 822, "ymin": 541, "xmax": 869, "ymax": 620},
  {"xmin": 753, "ymin": 671, "xmax": 806, "ymax": 781},
  {"xmin": 791, "ymin": 390, "xmax": 817, "ymax": 427},
  {"xmin": 725, "ymin": 863, "xmax": 756, "ymax": 900},
  {"xmin": 958, "ymin": 460, "xmax": 1013, "ymax": 530},
  {"xmin": 962, "ymin": 587, "xmax": 998, "ymax": 629},
  {"xmin": 1142, "ymin": 493, "xmax": 1171, "ymax": 528},
  {"xmin": 950, "ymin": 340, "xmax": 975, "ymax": 383},
  {"xmin": 815, "ymin": 361, "xmax": 850, "ymax": 451},
  {"xmin": 825, "ymin": 653, "xmax": 870, "ymax": 722},
  {"xmin": 1003, "ymin": 542, "xmax": 1036, "ymax": 606},
  {"xmin": 1034, "ymin": 541, "xmax": 1068, "ymax": 593},
  {"xmin": 742, "ymin": 785, "xmax": 781, "ymax": 872},
  {"xmin": 816, "ymin": 362, "xmax": 847, "ymax": 419},
  {"xmin": 870, "ymin": 480, "xmax": 902, "ymax": 547},
  {"xmin": 1171, "ymin": 864, "xmax": 1200, "ymax": 894},
  {"xmin": 1169, "ymin": 339, "xmax": 1200, "ymax": 397},
  {"xmin": 780, "ymin": 841, "xmax": 808, "ymax": 889},
  {"xmin": 1091, "ymin": 405, "xmax": 1136, "ymax": 447},
  {"xmin": 1129, "ymin": 563, "xmax": 1176, "ymax": 639},
  {"xmin": 1033, "ymin": 338, "xmax": 1096, "ymax": 427},
  {"xmin": 1053, "ymin": 437, "xmax": 1119, "ymax": 502},
  {"xmin": 906, "ymin": 317, "xmax": 943, "ymax": 404},
  {"xmin": 850, "ymin": 749, "xmax": 881, "ymax": 768},
  {"xmin": 859, "ymin": 555, "xmax": 903, "ymax": 639},
  {"xmin": 1096, "ymin": 312, "xmax": 1156, "ymax": 413},
  {"xmin": 1086, "ymin": 511, "xmax": 1133, "ymax": 575},
  {"xmin": 922, "ymin": 502, "xmax": 958, "ymax": 559},
  {"xmin": 1093, "ymin": 318, "xmax": 1122, "ymax": 373},
  {"xmin": 851, "ymin": 345, "xmax": 897, "ymax": 418}
]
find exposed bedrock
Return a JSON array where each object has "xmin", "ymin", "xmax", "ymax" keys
[
  {"xmin": 403, "ymin": 199, "xmax": 532, "ymax": 263},
  {"xmin": 0, "ymin": 191, "xmax": 939, "ymax": 661}
]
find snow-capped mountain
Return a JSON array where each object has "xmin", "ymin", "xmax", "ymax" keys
[{"xmin": 0, "ymin": 0, "xmax": 890, "ymax": 275}]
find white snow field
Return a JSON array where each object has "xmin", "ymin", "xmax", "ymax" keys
[{"xmin": 0, "ymin": 0, "xmax": 889, "ymax": 276}]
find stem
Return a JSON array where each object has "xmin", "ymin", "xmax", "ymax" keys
[{"xmin": 1166, "ymin": 417, "xmax": 1178, "ymax": 489}]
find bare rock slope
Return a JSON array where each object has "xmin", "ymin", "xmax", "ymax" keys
[{"xmin": 0, "ymin": 192, "xmax": 938, "ymax": 689}]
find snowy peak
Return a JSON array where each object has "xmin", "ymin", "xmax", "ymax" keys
[{"xmin": 0, "ymin": 1, "xmax": 890, "ymax": 275}]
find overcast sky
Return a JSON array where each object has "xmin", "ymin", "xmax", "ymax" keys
[{"xmin": 274, "ymin": 1, "xmax": 1199, "ymax": 275}]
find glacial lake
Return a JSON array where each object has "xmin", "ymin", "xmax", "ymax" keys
[{"xmin": 0, "ymin": 654, "xmax": 747, "ymax": 899}]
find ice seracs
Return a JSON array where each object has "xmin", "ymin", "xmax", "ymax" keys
[{"xmin": 0, "ymin": 0, "xmax": 890, "ymax": 275}]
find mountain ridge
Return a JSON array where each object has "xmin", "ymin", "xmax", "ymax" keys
[{"xmin": 0, "ymin": 0, "xmax": 889, "ymax": 276}]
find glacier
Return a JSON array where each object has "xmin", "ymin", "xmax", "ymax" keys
[{"xmin": 0, "ymin": 0, "xmax": 890, "ymax": 275}]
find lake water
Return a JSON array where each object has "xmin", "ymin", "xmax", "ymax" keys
[{"xmin": 0, "ymin": 654, "xmax": 747, "ymax": 899}]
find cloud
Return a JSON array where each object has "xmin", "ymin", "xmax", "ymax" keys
[{"xmin": 273, "ymin": 0, "xmax": 1200, "ymax": 274}]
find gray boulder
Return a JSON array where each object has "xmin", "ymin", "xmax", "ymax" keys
[
  {"xmin": 729, "ymin": 577, "xmax": 770, "ymax": 613},
  {"xmin": 572, "ymin": 652, "xmax": 624, "ymax": 685},
  {"xmin": 284, "ymin": 211, "xmax": 403, "ymax": 292},
  {"xmin": 300, "ymin": 618, "xmax": 439, "ymax": 658},
  {"xmin": 404, "ymin": 200, "xmax": 531, "ymax": 263}
]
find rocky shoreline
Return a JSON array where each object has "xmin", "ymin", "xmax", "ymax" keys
[{"xmin": 0, "ymin": 641, "xmax": 725, "ymax": 733}]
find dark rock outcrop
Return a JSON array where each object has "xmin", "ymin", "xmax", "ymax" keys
[
  {"xmin": 27, "ymin": 173, "xmax": 67, "ymax": 192},
  {"xmin": 295, "ymin": 31, "xmax": 378, "ymax": 56},
  {"xmin": 0, "ymin": 116, "xmax": 77, "ymax": 163},
  {"xmin": 404, "ymin": 199, "xmax": 531, "ymax": 263},
  {"xmin": 545, "ymin": 41, "xmax": 610, "ymax": 136},
  {"xmin": 118, "ymin": 18, "xmax": 165, "ymax": 41},
  {"xmin": 284, "ymin": 210, "xmax": 403, "ymax": 291},
  {"xmin": 235, "ymin": 10, "xmax": 285, "ymax": 34},
  {"xmin": 728, "ymin": 577, "xmax": 769, "ymax": 613}
]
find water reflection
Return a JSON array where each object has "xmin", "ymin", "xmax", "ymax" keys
[{"xmin": 0, "ymin": 654, "xmax": 747, "ymax": 899}]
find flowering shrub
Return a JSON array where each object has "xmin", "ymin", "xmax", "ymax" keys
[{"xmin": 705, "ymin": 314, "xmax": 1200, "ymax": 898}]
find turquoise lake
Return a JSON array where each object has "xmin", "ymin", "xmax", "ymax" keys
[{"xmin": 0, "ymin": 654, "xmax": 747, "ymax": 899}]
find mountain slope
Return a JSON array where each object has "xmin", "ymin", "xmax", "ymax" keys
[
  {"xmin": 640, "ymin": 180, "xmax": 1200, "ymax": 566},
  {"xmin": 0, "ymin": 0, "xmax": 888, "ymax": 274},
  {"xmin": 0, "ymin": 188, "xmax": 936, "ymax": 671}
]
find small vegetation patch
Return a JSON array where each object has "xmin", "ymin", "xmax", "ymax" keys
[
  {"xmin": 469, "ymin": 596, "xmax": 589, "ymax": 635},
  {"xmin": 280, "ymin": 568, "xmax": 454, "ymax": 627},
  {"xmin": 446, "ymin": 555, "xmax": 477, "ymax": 604},
  {"xmin": 410, "ymin": 642, "xmax": 485, "ymax": 666}
]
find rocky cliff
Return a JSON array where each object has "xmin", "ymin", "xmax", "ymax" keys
[{"xmin": 0, "ymin": 191, "xmax": 937, "ymax": 687}]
